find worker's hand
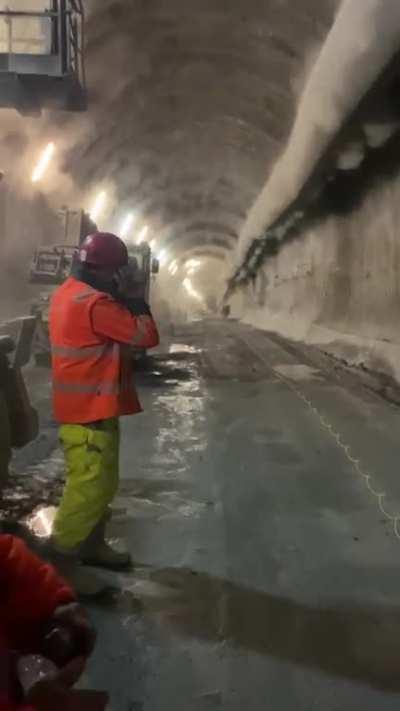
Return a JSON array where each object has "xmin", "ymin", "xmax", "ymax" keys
[
  {"xmin": 115, "ymin": 263, "xmax": 144, "ymax": 298},
  {"xmin": 124, "ymin": 298, "xmax": 152, "ymax": 317},
  {"xmin": 47, "ymin": 603, "xmax": 97, "ymax": 661},
  {"xmin": 27, "ymin": 657, "xmax": 108, "ymax": 711}
]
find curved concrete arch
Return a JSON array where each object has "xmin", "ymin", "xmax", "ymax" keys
[
  {"xmin": 117, "ymin": 171, "xmax": 254, "ymax": 224},
  {"xmin": 177, "ymin": 246, "xmax": 229, "ymax": 263},
  {"xmin": 87, "ymin": 3, "xmax": 330, "ymax": 95},
  {"xmin": 168, "ymin": 235, "xmax": 234, "ymax": 256},
  {"xmin": 163, "ymin": 229, "xmax": 237, "ymax": 251},
  {"xmin": 130, "ymin": 185, "xmax": 249, "ymax": 215},
  {"xmin": 57, "ymin": 0, "xmax": 339, "ymax": 263},
  {"xmin": 132, "ymin": 193, "xmax": 247, "ymax": 226},
  {"xmin": 75, "ymin": 114, "xmax": 275, "ymax": 193},
  {"xmin": 184, "ymin": 222, "xmax": 238, "ymax": 239}
]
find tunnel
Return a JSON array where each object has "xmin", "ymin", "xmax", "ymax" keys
[{"xmin": 2, "ymin": 2, "xmax": 400, "ymax": 710}]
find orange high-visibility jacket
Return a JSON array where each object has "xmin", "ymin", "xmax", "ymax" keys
[
  {"xmin": 49, "ymin": 276, "xmax": 159, "ymax": 424},
  {"xmin": 0, "ymin": 534, "xmax": 74, "ymax": 711},
  {"xmin": 0, "ymin": 534, "xmax": 74, "ymax": 650}
]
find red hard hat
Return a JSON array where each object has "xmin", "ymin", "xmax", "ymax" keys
[{"xmin": 79, "ymin": 232, "xmax": 128, "ymax": 269}]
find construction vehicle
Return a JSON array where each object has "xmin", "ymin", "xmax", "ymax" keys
[
  {"xmin": 29, "ymin": 212, "xmax": 160, "ymax": 364},
  {"xmin": 29, "ymin": 208, "xmax": 95, "ymax": 365},
  {"xmin": 0, "ymin": 3, "xmax": 87, "ymax": 486},
  {"xmin": 30, "ymin": 244, "xmax": 76, "ymax": 284},
  {"xmin": 0, "ymin": 316, "xmax": 38, "ymax": 485},
  {"xmin": 126, "ymin": 241, "xmax": 160, "ymax": 361},
  {"xmin": 0, "ymin": 1, "xmax": 86, "ymax": 114},
  {"xmin": 29, "ymin": 244, "xmax": 77, "ymax": 364},
  {"xmin": 127, "ymin": 241, "xmax": 159, "ymax": 302}
]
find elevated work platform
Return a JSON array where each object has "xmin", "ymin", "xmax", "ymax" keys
[{"xmin": 0, "ymin": 1, "xmax": 86, "ymax": 113}]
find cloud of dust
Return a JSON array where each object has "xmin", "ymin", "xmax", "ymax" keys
[
  {"xmin": 152, "ymin": 254, "xmax": 229, "ymax": 323},
  {"xmin": 236, "ymin": 0, "xmax": 400, "ymax": 266},
  {"xmin": 0, "ymin": 0, "xmax": 96, "ymax": 206},
  {"xmin": 0, "ymin": 2, "xmax": 99, "ymax": 307}
]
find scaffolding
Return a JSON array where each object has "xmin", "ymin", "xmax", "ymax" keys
[{"xmin": 0, "ymin": 1, "xmax": 86, "ymax": 112}]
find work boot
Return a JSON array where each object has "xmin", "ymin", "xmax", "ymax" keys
[
  {"xmin": 47, "ymin": 541, "xmax": 112, "ymax": 600},
  {"xmin": 80, "ymin": 517, "xmax": 132, "ymax": 571}
]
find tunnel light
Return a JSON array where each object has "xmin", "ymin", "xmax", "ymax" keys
[
  {"xmin": 150, "ymin": 239, "xmax": 157, "ymax": 250},
  {"xmin": 31, "ymin": 142, "xmax": 55, "ymax": 183},
  {"xmin": 120, "ymin": 212, "xmax": 135, "ymax": 238},
  {"xmin": 158, "ymin": 248, "xmax": 167, "ymax": 266},
  {"xmin": 183, "ymin": 277, "xmax": 203, "ymax": 303},
  {"xmin": 137, "ymin": 225, "xmax": 149, "ymax": 244},
  {"xmin": 185, "ymin": 259, "xmax": 201, "ymax": 269},
  {"xmin": 187, "ymin": 267, "xmax": 196, "ymax": 276},
  {"xmin": 168, "ymin": 259, "xmax": 178, "ymax": 275},
  {"xmin": 89, "ymin": 191, "xmax": 107, "ymax": 221}
]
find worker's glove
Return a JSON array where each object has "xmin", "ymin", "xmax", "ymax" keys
[
  {"xmin": 124, "ymin": 297, "xmax": 152, "ymax": 317},
  {"xmin": 27, "ymin": 657, "xmax": 108, "ymax": 711},
  {"xmin": 42, "ymin": 603, "xmax": 96, "ymax": 665},
  {"xmin": 115, "ymin": 262, "xmax": 144, "ymax": 299}
]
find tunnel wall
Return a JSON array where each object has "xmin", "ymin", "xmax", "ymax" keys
[{"xmin": 233, "ymin": 169, "xmax": 400, "ymax": 382}]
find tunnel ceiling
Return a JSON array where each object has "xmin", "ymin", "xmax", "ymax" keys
[{"xmin": 63, "ymin": 0, "xmax": 340, "ymax": 258}]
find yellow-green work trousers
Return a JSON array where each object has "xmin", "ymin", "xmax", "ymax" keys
[{"xmin": 53, "ymin": 418, "xmax": 120, "ymax": 550}]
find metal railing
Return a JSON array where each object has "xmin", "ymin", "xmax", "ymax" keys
[
  {"xmin": 66, "ymin": 0, "xmax": 85, "ymax": 87},
  {"xmin": 0, "ymin": 1, "xmax": 85, "ymax": 85}
]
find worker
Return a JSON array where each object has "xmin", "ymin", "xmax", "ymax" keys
[
  {"xmin": 48, "ymin": 232, "xmax": 159, "ymax": 574},
  {"xmin": 0, "ymin": 533, "xmax": 107, "ymax": 710}
]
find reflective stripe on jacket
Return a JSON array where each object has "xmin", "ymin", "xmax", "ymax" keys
[{"xmin": 49, "ymin": 277, "xmax": 159, "ymax": 424}]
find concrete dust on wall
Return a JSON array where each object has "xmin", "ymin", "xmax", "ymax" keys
[
  {"xmin": 237, "ymin": 0, "xmax": 400, "ymax": 264},
  {"xmin": 231, "ymin": 0, "xmax": 400, "ymax": 384},
  {"xmin": 232, "ymin": 171, "xmax": 400, "ymax": 383}
]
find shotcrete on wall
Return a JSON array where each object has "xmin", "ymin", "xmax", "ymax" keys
[
  {"xmin": 232, "ymin": 173, "xmax": 400, "ymax": 383},
  {"xmin": 232, "ymin": 0, "xmax": 400, "ymax": 383}
]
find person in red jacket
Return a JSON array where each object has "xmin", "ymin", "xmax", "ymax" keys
[
  {"xmin": 0, "ymin": 534, "xmax": 107, "ymax": 710},
  {"xmin": 49, "ymin": 232, "xmax": 159, "ymax": 573}
]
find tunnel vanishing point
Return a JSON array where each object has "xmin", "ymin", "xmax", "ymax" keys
[{"xmin": 1, "ymin": 1, "xmax": 400, "ymax": 381}]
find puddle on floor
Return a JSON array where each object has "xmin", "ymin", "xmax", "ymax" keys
[
  {"xmin": 118, "ymin": 478, "xmax": 192, "ymax": 499},
  {"xmin": 169, "ymin": 343, "xmax": 202, "ymax": 355},
  {"xmin": 113, "ymin": 490, "xmax": 209, "ymax": 522},
  {"xmin": 137, "ymin": 364, "xmax": 196, "ymax": 386}
]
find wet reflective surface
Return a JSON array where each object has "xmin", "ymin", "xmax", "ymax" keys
[
  {"xmin": 8, "ymin": 319, "xmax": 400, "ymax": 709},
  {"xmin": 86, "ymin": 321, "xmax": 400, "ymax": 710}
]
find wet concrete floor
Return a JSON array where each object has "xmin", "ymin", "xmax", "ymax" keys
[{"xmin": 12, "ymin": 319, "xmax": 400, "ymax": 709}]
